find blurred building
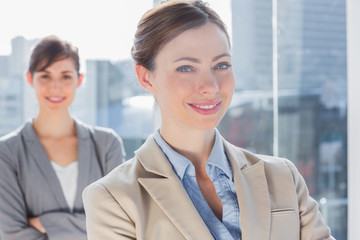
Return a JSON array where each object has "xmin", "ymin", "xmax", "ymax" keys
[
  {"xmin": 153, "ymin": 0, "xmax": 161, "ymax": 6},
  {"xmin": 82, "ymin": 59, "xmax": 144, "ymax": 127},
  {"xmin": 231, "ymin": 0, "xmax": 273, "ymax": 91},
  {"xmin": 231, "ymin": 0, "xmax": 346, "ymax": 93},
  {"xmin": 0, "ymin": 36, "xmax": 36, "ymax": 136},
  {"xmin": 83, "ymin": 59, "xmax": 152, "ymax": 158},
  {"xmin": 228, "ymin": 0, "xmax": 347, "ymax": 239}
]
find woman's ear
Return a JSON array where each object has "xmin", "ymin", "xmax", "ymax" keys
[
  {"xmin": 26, "ymin": 71, "xmax": 34, "ymax": 87},
  {"xmin": 135, "ymin": 65, "xmax": 155, "ymax": 93},
  {"xmin": 77, "ymin": 73, "xmax": 84, "ymax": 87}
]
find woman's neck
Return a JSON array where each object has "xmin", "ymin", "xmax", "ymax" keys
[
  {"xmin": 33, "ymin": 110, "xmax": 76, "ymax": 138},
  {"xmin": 159, "ymin": 124, "xmax": 215, "ymax": 167}
]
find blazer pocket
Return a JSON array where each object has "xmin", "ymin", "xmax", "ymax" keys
[
  {"xmin": 270, "ymin": 208, "xmax": 300, "ymax": 240},
  {"xmin": 271, "ymin": 207, "xmax": 296, "ymax": 215}
]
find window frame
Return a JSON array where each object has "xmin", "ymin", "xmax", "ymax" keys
[{"xmin": 347, "ymin": 0, "xmax": 360, "ymax": 239}]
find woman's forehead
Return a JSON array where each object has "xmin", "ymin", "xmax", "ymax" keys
[{"xmin": 156, "ymin": 22, "xmax": 230, "ymax": 61}]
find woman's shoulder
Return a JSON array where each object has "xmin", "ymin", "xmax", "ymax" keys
[
  {"xmin": 0, "ymin": 128, "xmax": 21, "ymax": 143},
  {"xmin": 0, "ymin": 122, "xmax": 33, "ymax": 166},
  {"xmin": 254, "ymin": 152, "xmax": 293, "ymax": 166},
  {"xmin": 74, "ymin": 119, "xmax": 122, "ymax": 141},
  {"xmin": 85, "ymin": 157, "xmax": 143, "ymax": 198},
  {"xmin": 223, "ymin": 139, "xmax": 297, "ymax": 176},
  {"xmin": 244, "ymin": 150, "xmax": 301, "ymax": 185},
  {"xmin": 0, "ymin": 121, "xmax": 31, "ymax": 145},
  {"xmin": 256, "ymin": 153, "xmax": 298, "ymax": 175},
  {"xmin": 248, "ymin": 150, "xmax": 296, "ymax": 173},
  {"xmin": 223, "ymin": 142, "xmax": 302, "ymax": 194}
]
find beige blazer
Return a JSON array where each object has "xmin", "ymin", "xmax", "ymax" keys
[{"xmin": 83, "ymin": 134, "xmax": 334, "ymax": 240}]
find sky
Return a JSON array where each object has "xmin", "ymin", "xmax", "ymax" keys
[{"xmin": 0, "ymin": 0, "xmax": 231, "ymax": 61}]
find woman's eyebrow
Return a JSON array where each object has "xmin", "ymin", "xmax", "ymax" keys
[
  {"xmin": 173, "ymin": 53, "xmax": 230, "ymax": 63},
  {"xmin": 173, "ymin": 57, "xmax": 200, "ymax": 63},
  {"xmin": 212, "ymin": 53, "xmax": 230, "ymax": 62}
]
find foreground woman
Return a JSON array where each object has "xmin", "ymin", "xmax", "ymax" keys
[{"xmin": 83, "ymin": 1, "xmax": 333, "ymax": 239}]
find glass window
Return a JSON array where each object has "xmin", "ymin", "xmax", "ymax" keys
[
  {"xmin": 347, "ymin": 0, "xmax": 360, "ymax": 238},
  {"xmin": 0, "ymin": 0, "xmax": 351, "ymax": 239},
  {"xmin": 277, "ymin": 1, "xmax": 347, "ymax": 238},
  {"xmin": 218, "ymin": 0, "xmax": 347, "ymax": 239}
]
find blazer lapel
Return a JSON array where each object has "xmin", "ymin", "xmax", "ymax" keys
[
  {"xmin": 74, "ymin": 120, "xmax": 92, "ymax": 209},
  {"xmin": 223, "ymin": 139, "xmax": 271, "ymax": 240},
  {"xmin": 21, "ymin": 121, "xmax": 68, "ymax": 208},
  {"xmin": 137, "ymin": 137, "xmax": 214, "ymax": 240}
]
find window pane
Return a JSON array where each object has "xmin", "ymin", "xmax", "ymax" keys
[
  {"xmin": 218, "ymin": 0, "xmax": 274, "ymax": 155},
  {"xmin": 277, "ymin": 0, "xmax": 347, "ymax": 239},
  {"xmin": 219, "ymin": 0, "xmax": 348, "ymax": 239}
]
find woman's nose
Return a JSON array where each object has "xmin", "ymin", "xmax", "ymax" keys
[
  {"xmin": 50, "ymin": 78, "xmax": 62, "ymax": 90},
  {"xmin": 198, "ymin": 70, "xmax": 219, "ymax": 94}
]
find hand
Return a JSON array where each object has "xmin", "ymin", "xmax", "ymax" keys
[{"xmin": 28, "ymin": 217, "xmax": 46, "ymax": 233}]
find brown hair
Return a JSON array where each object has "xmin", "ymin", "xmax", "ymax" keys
[
  {"xmin": 28, "ymin": 35, "xmax": 80, "ymax": 76},
  {"xmin": 131, "ymin": 0, "xmax": 230, "ymax": 71}
]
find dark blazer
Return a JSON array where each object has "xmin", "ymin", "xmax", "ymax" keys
[
  {"xmin": 0, "ymin": 119, "xmax": 125, "ymax": 240},
  {"xmin": 83, "ymin": 134, "xmax": 333, "ymax": 240}
]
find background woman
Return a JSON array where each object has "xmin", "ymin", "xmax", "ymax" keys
[
  {"xmin": 83, "ymin": 1, "xmax": 333, "ymax": 239},
  {"xmin": 0, "ymin": 36, "xmax": 125, "ymax": 240}
]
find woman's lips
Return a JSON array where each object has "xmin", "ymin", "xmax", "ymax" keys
[
  {"xmin": 188, "ymin": 100, "xmax": 222, "ymax": 115},
  {"xmin": 46, "ymin": 96, "xmax": 65, "ymax": 103}
]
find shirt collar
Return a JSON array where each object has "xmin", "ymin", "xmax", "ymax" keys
[
  {"xmin": 153, "ymin": 130, "xmax": 190, "ymax": 179},
  {"xmin": 153, "ymin": 129, "xmax": 232, "ymax": 180},
  {"xmin": 208, "ymin": 129, "xmax": 232, "ymax": 179}
]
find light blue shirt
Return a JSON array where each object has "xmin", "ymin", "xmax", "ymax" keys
[{"xmin": 153, "ymin": 129, "xmax": 241, "ymax": 240}]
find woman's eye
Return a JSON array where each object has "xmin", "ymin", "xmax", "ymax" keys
[
  {"xmin": 176, "ymin": 65, "xmax": 194, "ymax": 72},
  {"xmin": 40, "ymin": 75, "xmax": 50, "ymax": 80},
  {"xmin": 214, "ymin": 62, "xmax": 232, "ymax": 70},
  {"xmin": 62, "ymin": 75, "xmax": 72, "ymax": 80}
]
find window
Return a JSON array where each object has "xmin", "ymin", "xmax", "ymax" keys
[
  {"xmin": 0, "ymin": 0, "xmax": 357, "ymax": 239},
  {"xmin": 217, "ymin": 1, "xmax": 348, "ymax": 239},
  {"xmin": 347, "ymin": 0, "xmax": 360, "ymax": 239}
]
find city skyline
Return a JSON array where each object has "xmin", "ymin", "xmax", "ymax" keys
[{"xmin": 0, "ymin": 0, "xmax": 231, "ymax": 61}]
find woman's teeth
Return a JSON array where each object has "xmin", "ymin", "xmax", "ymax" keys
[
  {"xmin": 193, "ymin": 104, "xmax": 217, "ymax": 109},
  {"xmin": 49, "ymin": 97, "xmax": 63, "ymax": 101}
]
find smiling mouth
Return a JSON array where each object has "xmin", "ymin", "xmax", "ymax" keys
[
  {"xmin": 188, "ymin": 101, "xmax": 222, "ymax": 115},
  {"xmin": 192, "ymin": 104, "xmax": 218, "ymax": 109},
  {"xmin": 47, "ymin": 97, "xmax": 65, "ymax": 103}
]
